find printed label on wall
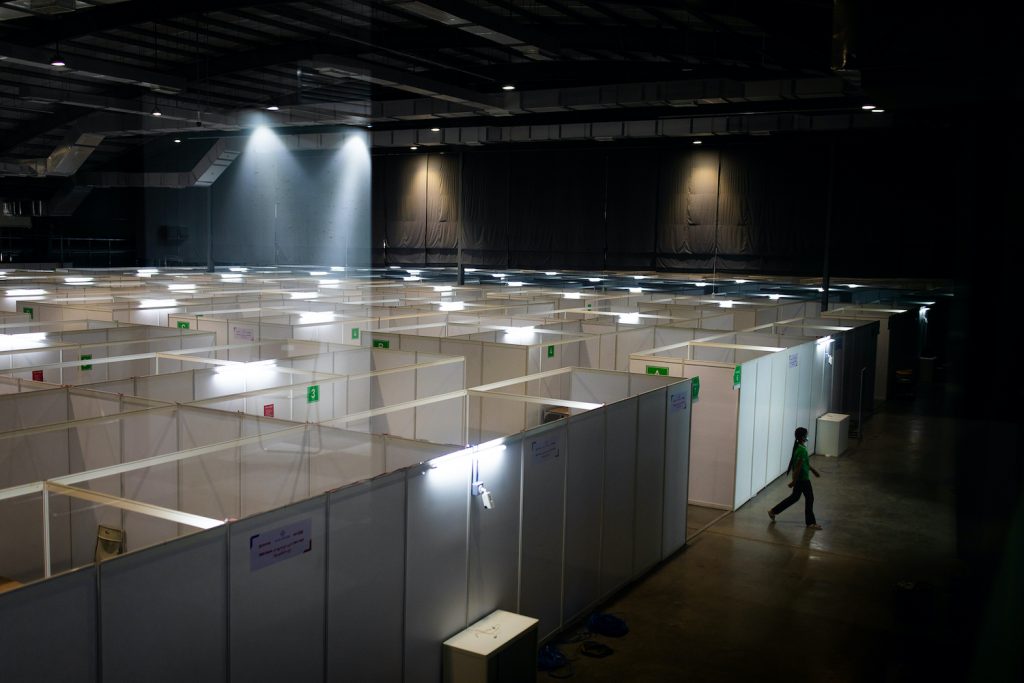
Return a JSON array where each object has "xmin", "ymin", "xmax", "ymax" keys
[
  {"xmin": 232, "ymin": 325, "xmax": 255, "ymax": 342},
  {"xmin": 32, "ymin": 370, "xmax": 43, "ymax": 382},
  {"xmin": 249, "ymin": 518, "xmax": 312, "ymax": 571},
  {"xmin": 372, "ymin": 339, "xmax": 390, "ymax": 349},
  {"xmin": 646, "ymin": 366, "xmax": 669, "ymax": 376},
  {"xmin": 789, "ymin": 353, "xmax": 798, "ymax": 368},
  {"xmin": 530, "ymin": 436, "xmax": 560, "ymax": 461},
  {"xmin": 669, "ymin": 389, "xmax": 688, "ymax": 413},
  {"xmin": 263, "ymin": 404, "xmax": 274, "ymax": 417},
  {"xmin": 351, "ymin": 327, "xmax": 360, "ymax": 340},
  {"xmin": 177, "ymin": 320, "xmax": 190, "ymax": 329},
  {"xmin": 307, "ymin": 385, "xmax": 320, "ymax": 403},
  {"xmin": 547, "ymin": 345, "xmax": 555, "ymax": 358},
  {"xmin": 80, "ymin": 354, "xmax": 92, "ymax": 371}
]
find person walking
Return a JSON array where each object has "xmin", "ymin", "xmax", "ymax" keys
[{"xmin": 768, "ymin": 427, "xmax": 822, "ymax": 529}]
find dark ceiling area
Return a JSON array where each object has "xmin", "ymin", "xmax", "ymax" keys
[{"xmin": 0, "ymin": 2, "xmax": 1011, "ymax": 191}]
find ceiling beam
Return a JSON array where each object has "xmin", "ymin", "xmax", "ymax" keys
[{"xmin": 0, "ymin": 39, "xmax": 186, "ymax": 92}]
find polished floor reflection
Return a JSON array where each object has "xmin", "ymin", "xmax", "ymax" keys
[{"xmin": 538, "ymin": 398, "xmax": 963, "ymax": 682}]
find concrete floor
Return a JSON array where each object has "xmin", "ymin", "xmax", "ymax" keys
[{"xmin": 537, "ymin": 397, "xmax": 967, "ymax": 682}]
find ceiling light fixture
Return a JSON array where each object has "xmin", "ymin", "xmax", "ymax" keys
[
  {"xmin": 871, "ymin": 108, "xmax": 885, "ymax": 113},
  {"xmin": 861, "ymin": 104, "xmax": 876, "ymax": 110},
  {"xmin": 410, "ymin": 146, "xmax": 418, "ymax": 150},
  {"xmin": 430, "ymin": 127, "xmax": 440, "ymax": 132},
  {"xmin": 50, "ymin": 53, "xmax": 66, "ymax": 67},
  {"xmin": 173, "ymin": 138, "xmax": 181, "ymax": 143},
  {"xmin": 501, "ymin": 84, "xmax": 515, "ymax": 91},
  {"xmin": 266, "ymin": 105, "xmax": 279, "ymax": 111},
  {"xmin": 692, "ymin": 139, "xmax": 703, "ymax": 145}
]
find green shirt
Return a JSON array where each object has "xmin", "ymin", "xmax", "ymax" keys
[{"xmin": 793, "ymin": 443, "xmax": 810, "ymax": 481}]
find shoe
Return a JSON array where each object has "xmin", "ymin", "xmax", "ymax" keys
[
  {"xmin": 768, "ymin": 509, "xmax": 776, "ymax": 521},
  {"xmin": 807, "ymin": 523, "xmax": 822, "ymax": 530}
]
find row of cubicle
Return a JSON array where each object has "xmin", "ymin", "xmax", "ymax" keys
[{"xmin": 0, "ymin": 266, "xmax": 922, "ymax": 683}]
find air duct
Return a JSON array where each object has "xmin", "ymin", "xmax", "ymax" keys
[{"xmin": 0, "ymin": 132, "xmax": 104, "ymax": 178}]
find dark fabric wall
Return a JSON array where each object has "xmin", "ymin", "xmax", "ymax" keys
[{"xmin": 372, "ymin": 134, "xmax": 954, "ymax": 276}]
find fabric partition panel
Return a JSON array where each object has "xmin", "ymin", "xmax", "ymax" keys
[
  {"xmin": 751, "ymin": 355, "xmax": 773, "ymax": 495},
  {"xmin": 99, "ymin": 527, "xmax": 228, "ymax": 683},
  {"xmin": 634, "ymin": 388, "xmax": 666, "ymax": 572},
  {"xmin": 628, "ymin": 373, "xmax": 673, "ymax": 396},
  {"xmin": 795, "ymin": 342, "xmax": 814, "ymax": 441},
  {"xmin": 563, "ymin": 410, "xmax": 606, "ymax": 624},
  {"xmin": 327, "ymin": 472, "xmax": 406, "ymax": 683},
  {"xmin": 67, "ymin": 391, "xmax": 124, "ymax": 421},
  {"xmin": 368, "ymin": 352, "xmax": 418, "ymax": 439},
  {"xmin": 398, "ymin": 334, "xmax": 442, "ymax": 354},
  {"xmin": 440, "ymin": 339, "xmax": 483, "ymax": 388},
  {"xmin": 781, "ymin": 347, "xmax": 803, "ymax": 457},
  {"xmin": 614, "ymin": 327, "xmax": 656, "ymax": 371},
  {"xmin": 519, "ymin": 422, "xmax": 568, "ymax": 641},
  {"xmin": 384, "ymin": 436, "xmax": 453, "ymax": 472},
  {"xmin": 767, "ymin": 351, "xmax": 790, "ymax": 480},
  {"xmin": 467, "ymin": 437, "xmax": 523, "ymax": 624},
  {"xmin": 404, "ymin": 458, "xmax": 471, "ymax": 683},
  {"xmin": 569, "ymin": 368, "xmax": 629, "ymax": 404},
  {"xmin": 309, "ymin": 428, "xmax": 382, "ymax": 495},
  {"xmin": 685, "ymin": 363, "xmax": 739, "ymax": 509},
  {"xmin": 179, "ymin": 411, "xmax": 242, "ymax": 521},
  {"xmin": 240, "ymin": 429, "xmax": 310, "ymax": 517},
  {"xmin": 0, "ymin": 387, "xmax": 68, "ymax": 431},
  {"xmin": 653, "ymin": 326, "xmax": 694, "ymax": 350},
  {"xmin": 83, "ymin": 378, "xmax": 136, "ymax": 395},
  {"xmin": 734, "ymin": 360, "xmax": 758, "ymax": 508},
  {"xmin": 600, "ymin": 397, "xmax": 638, "ymax": 595},
  {"xmin": 229, "ymin": 496, "xmax": 327, "ymax": 683},
  {"xmin": 662, "ymin": 380, "xmax": 692, "ymax": 556},
  {"xmin": 121, "ymin": 409, "xmax": 180, "ymax": 550},
  {"xmin": 0, "ymin": 486, "xmax": 45, "ymax": 579},
  {"xmin": 68, "ymin": 421, "xmax": 122, "ymax": 567},
  {"xmin": 0, "ymin": 566, "xmax": 97, "ymax": 683}
]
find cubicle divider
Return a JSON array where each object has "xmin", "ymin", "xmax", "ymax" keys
[{"xmin": 0, "ymin": 374, "xmax": 692, "ymax": 683}]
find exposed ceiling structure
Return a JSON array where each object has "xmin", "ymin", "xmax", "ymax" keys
[{"xmin": 0, "ymin": 0, "xmax": 979, "ymax": 192}]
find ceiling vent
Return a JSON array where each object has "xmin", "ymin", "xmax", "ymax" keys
[{"xmin": 30, "ymin": 0, "xmax": 76, "ymax": 14}]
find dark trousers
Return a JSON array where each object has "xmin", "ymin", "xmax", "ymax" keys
[{"xmin": 771, "ymin": 479, "xmax": 816, "ymax": 525}]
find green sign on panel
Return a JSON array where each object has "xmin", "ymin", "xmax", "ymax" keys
[
  {"xmin": 646, "ymin": 366, "xmax": 669, "ymax": 376},
  {"xmin": 80, "ymin": 354, "xmax": 93, "ymax": 371},
  {"xmin": 177, "ymin": 321, "xmax": 190, "ymax": 329},
  {"xmin": 22, "ymin": 306, "xmax": 33, "ymax": 320},
  {"xmin": 733, "ymin": 365, "xmax": 742, "ymax": 389},
  {"xmin": 691, "ymin": 376, "xmax": 701, "ymax": 402},
  {"xmin": 351, "ymin": 327, "xmax": 360, "ymax": 340},
  {"xmin": 307, "ymin": 385, "xmax": 320, "ymax": 403},
  {"xmin": 547, "ymin": 345, "xmax": 555, "ymax": 358},
  {"xmin": 372, "ymin": 339, "xmax": 390, "ymax": 349}
]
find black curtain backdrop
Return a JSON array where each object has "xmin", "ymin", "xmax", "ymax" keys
[
  {"xmin": 461, "ymin": 151, "xmax": 509, "ymax": 267},
  {"xmin": 372, "ymin": 135, "xmax": 953, "ymax": 276}
]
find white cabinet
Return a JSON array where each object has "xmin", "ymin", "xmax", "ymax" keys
[
  {"xmin": 815, "ymin": 413, "xmax": 850, "ymax": 457},
  {"xmin": 443, "ymin": 610, "xmax": 538, "ymax": 683}
]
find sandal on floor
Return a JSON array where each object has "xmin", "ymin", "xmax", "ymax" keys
[
  {"xmin": 807, "ymin": 523, "xmax": 822, "ymax": 530},
  {"xmin": 768, "ymin": 510, "xmax": 776, "ymax": 521}
]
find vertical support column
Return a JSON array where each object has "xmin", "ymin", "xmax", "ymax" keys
[
  {"xmin": 206, "ymin": 186, "xmax": 214, "ymax": 272},
  {"xmin": 821, "ymin": 142, "xmax": 836, "ymax": 311}
]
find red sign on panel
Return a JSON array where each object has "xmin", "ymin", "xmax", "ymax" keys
[
  {"xmin": 32, "ymin": 370, "xmax": 44, "ymax": 382},
  {"xmin": 263, "ymin": 404, "xmax": 274, "ymax": 417}
]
